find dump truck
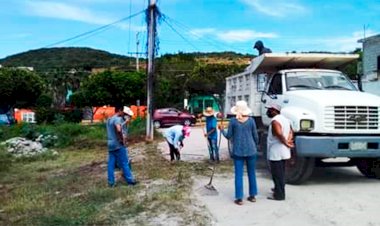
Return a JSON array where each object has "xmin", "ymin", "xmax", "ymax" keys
[{"xmin": 225, "ymin": 53, "xmax": 380, "ymax": 184}]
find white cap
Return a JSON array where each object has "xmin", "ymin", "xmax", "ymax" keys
[
  {"xmin": 123, "ymin": 106, "xmax": 134, "ymax": 116},
  {"xmin": 265, "ymin": 103, "xmax": 281, "ymax": 112}
]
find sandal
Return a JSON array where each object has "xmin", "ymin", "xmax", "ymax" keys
[
  {"xmin": 234, "ymin": 199, "xmax": 243, "ymax": 205},
  {"xmin": 247, "ymin": 196, "xmax": 256, "ymax": 202}
]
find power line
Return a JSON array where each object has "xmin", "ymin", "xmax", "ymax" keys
[
  {"xmin": 127, "ymin": 0, "xmax": 132, "ymax": 54},
  {"xmin": 162, "ymin": 14, "xmax": 248, "ymax": 53},
  {"xmin": 161, "ymin": 17, "xmax": 200, "ymax": 51},
  {"xmin": 43, "ymin": 10, "xmax": 145, "ymax": 48}
]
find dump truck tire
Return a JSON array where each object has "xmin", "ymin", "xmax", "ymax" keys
[
  {"xmin": 356, "ymin": 158, "xmax": 380, "ymax": 179},
  {"xmin": 285, "ymin": 148, "xmax": 315, "ymax": 185}
]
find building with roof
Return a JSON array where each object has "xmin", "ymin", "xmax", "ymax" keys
[
  {"xmin": 358, "ymin": 34, "xmax": 380, "ymax": 81},
  {"xmin": 358, "ymin": 34, "xmax": 380, "ymax": 96}
]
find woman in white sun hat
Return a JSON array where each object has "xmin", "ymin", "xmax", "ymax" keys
[{"xmin": 219, "ymin": 100, "xmax": 259, "ymax": 205}]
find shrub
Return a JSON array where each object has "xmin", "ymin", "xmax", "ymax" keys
[
  {"xmin": 35, "ymin": 108, "xmax": 57, "ymax": 124},
  {"xmin": 61, "ymin": 108, "xmax": 83, "ymax": 123},
  {"xmin": 128, "ymin": 117, "xmax": 145, "ymax": 137},
  {"xmin": 0, "ymin": 146, "xmax": 13, "ymax": 172},
  {"xmin": 35, "ymin": 108, "xmax": 83, "ymax": 124}
]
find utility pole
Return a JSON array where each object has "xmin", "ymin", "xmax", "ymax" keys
[
  {"xmin": 136, "ymin": 32, "xmax": 140, "ymax": 72},
  {"xmin": 146, "ymin": 0, "xmax": 157, "ymax": 141}
]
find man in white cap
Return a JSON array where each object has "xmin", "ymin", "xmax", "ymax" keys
[
  {"xmin": 106, "ymin": 105, "xmax": 137, "ymax": 187},
  {"xmin": 266, "ymin": 103, "xmax": 294, "ymax": 201},
  {"xmin": 121, "ymin": 106, "xmax": 134, "ymax": 145}
]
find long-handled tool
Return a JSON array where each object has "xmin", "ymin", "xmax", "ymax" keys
[
  {"xmin": 204, "ymin": 163, "xmax": 217, "ymax": 192},
  {"xmin": 201, "ymin": 123, "xmax": 219, "ymax": 195}
]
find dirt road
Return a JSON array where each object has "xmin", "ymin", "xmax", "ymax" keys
[
  {"xmin": 158, "ymin": 126, "xmax": 230, "ymax": 162},
  {"xmin": 159, "ymin": 127, "xmax": 380, "ymax": 226}
]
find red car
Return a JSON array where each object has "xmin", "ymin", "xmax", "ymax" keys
[{"xmin": 153, "ymin": 108, "xmax": 196, "ymax": 128}]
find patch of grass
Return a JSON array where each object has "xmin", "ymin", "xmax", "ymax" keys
[
  {"xmin": 0, "ymin": 131, "xmax": 214, "ymax": 225},
  {"xmin": 0, "ymin": 146, "xmax": 13, "ymax": 172},
  {"xmin": 0, "ymin": 123, "xmax": 106, "ymax": 148}
]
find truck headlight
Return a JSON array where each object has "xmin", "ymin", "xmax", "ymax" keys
[{"xmin": 300, "ymin": 119, "xmax": 314, "ymax": 131}]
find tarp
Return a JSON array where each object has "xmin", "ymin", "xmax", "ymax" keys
[{"xmin": 245, "ymin": 53, "xmax": 359, "ymax": 74}]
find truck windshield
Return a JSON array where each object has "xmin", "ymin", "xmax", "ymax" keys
[{"xmin": 286, "ymin": 71, "xmax": 357, "ymax": 91}]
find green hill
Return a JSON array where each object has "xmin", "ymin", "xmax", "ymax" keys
[
  {"xmin": 0, "ymin": 48, "xmax": 253, "ymax": 73},
  {"xmin": 0, "ymin": 47, "xmax": 135, "ymax": 72}
]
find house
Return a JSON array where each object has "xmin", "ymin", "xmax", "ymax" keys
[
  {"xmin": 358, "ymin": 34, "xmax": 380, "ymax": 96},
  {"xmin": 14, "ymin": 109, "xmax": 36, "ymax": 123}
]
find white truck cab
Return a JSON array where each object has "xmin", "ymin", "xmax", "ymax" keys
[{"xmin": 225, "ymin": 53, "xmax": 380, "ymax": 184}]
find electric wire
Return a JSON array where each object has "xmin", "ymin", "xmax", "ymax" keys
[
  {"xmin": 43, "ymin": 10, "xmax": 145, "ymax": 48},
  {"xmin": 161, "ymin": 17, "xmax": 200, "ymax": 51},
  {"xmin": 163, "ymin": 14, "xmax": 249, "ymax": 53},
  {"xmin": 67, "ymin": 24, "xmax": 115, "ymax": 46},
  {"xmin": 163, "ymin": 15, "xmax": 225, "ymax": 52},
  {"xmin": 127, "ymin": 0, "xmax": 132, "ymax": 55}
]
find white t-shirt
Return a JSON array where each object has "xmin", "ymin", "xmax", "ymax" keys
[{"xmin": 267, "ymin": 114, "xmax": 291, "ymax": 161}]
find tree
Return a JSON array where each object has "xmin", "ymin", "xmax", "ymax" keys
[
  {"xmin": 154, "ymin": 53, "xmax": 198, "ymax": 108},
  {"xmin": 40, "ymin": 69, "xmax": 90, "ymax": 108},
  {"xmin": 154, "ymin": 53, "xmax": 248, "ymax": 108},
  {"xmin": 188, "ymin": 63, "xmax": 246, "ymax": 96},
  {"xmin": 341, "ymin": 48, "xmax": 362, "ymax": 79},
  {"xmin": 71, "ymin": 70, "xmax": 146, "ymax": 122},
  {"xmin": 0, "ymin": 68, "xmax": 44, "ymax": 113}
]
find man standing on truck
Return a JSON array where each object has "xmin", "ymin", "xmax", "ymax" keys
[
  {"xmin": 253, "ymin": 40, "xmax": 272, "ymax": 55},
  {"xmin": 266, "ymin": 104, "xmax": 294, "ymax": 201}
]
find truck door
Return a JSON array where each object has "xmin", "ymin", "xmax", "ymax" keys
[{"xmin": 261, "ymin": 73, "xmax": 284, "ymax": 126}]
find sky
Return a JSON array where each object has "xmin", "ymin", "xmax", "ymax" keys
[{"xmin": 0, "ymin": 0, "xmax": 379, "ymax": 59}]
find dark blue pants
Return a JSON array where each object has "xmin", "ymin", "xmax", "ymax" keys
[
  {"xmin": 108, "ymin": 146, "xmax": 135, "ymax": 186},
  {"xmin": 233, "ymin": 156, "xmax": 258, "ymax": 200},
  {"xmin": 207, "ymin": 138, "xmax": 219, "ymax": 161}
]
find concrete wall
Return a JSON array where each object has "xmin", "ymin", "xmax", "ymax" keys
[
  {"xmin": 362, "ymin": 80, "xmax": 380, "ymax": 96},
  {"xmin": 362, "ymin": 35, "xmax": 380, "ymax": 80}
]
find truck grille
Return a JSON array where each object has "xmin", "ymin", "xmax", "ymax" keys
[{"xmin": 325, "ymin": 106, "xmax": 379, "ymax": 130}]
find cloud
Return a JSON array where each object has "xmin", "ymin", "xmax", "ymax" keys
[
  {"xmin": 217, "ymin": 30, "xmax": 278, "ymax": 42},
  {"xmin": 117, "ymin": 23, "xmax": 145, "ymax": 32},
  {"xmin": 240, "ymin": 0, "xmax": 307, "ymax": 18},
  {"xmin": 189, "ymin": 28, "xmax": 278, "ymax": 43},
  {"xmin": 24, "ymin": 1, "xmax": 145, "ymax": 32},
  {"xmin": 288, "ymin": 30, "xmax": 378, "ymax": 52},
  {"xmin": 25, "ymin": 1, "xmax": 112, "ymax": 25},
  {"xmin": 189, "ymin": 28, "xmax": 216, "ymax": 39},
  {"xmin": 314, "ymin": 30, "xmax": 377, "ymax": 52}
]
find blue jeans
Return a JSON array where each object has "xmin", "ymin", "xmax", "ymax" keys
[
  {"xmin": 108, "ymin": 146, "xmax": 135, "ymax": 186},
  {"xmin": 233, "ymin": 156, "xmax": 258, "ymax": 200},
  {"xmin": 207, "ymin": 138, "xmax": 219, "ymax": 161}
]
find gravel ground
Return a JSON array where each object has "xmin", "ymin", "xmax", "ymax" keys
[{"xmin": 159, "ymin": 126, "xmax": 380, "ymax": 226}]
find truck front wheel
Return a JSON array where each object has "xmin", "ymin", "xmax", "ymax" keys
[
  {"xmin": 356, "ymin": 158, "xmax": 380, "ymax": 179},
  {"xmin": 285, "ymin": 148, "xmax": 315, "ymax": 185}
]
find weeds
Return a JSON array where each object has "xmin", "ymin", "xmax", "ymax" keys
[{"xmin": 0, "ymin": 123, "xmax": 213, "ymax": 225}]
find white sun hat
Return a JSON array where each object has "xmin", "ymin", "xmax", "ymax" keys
[{"xmin": 230, "ymin": 100, "xmax": 252, "ymax": 116}]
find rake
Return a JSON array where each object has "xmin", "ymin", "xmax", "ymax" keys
[
  {"xmin": 204, "ymin": 163, "xmax": 217, "ymax": 192},
  {"xmin": 201, "ymin": 127, "xmax": 219, "ymax": 195}
]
